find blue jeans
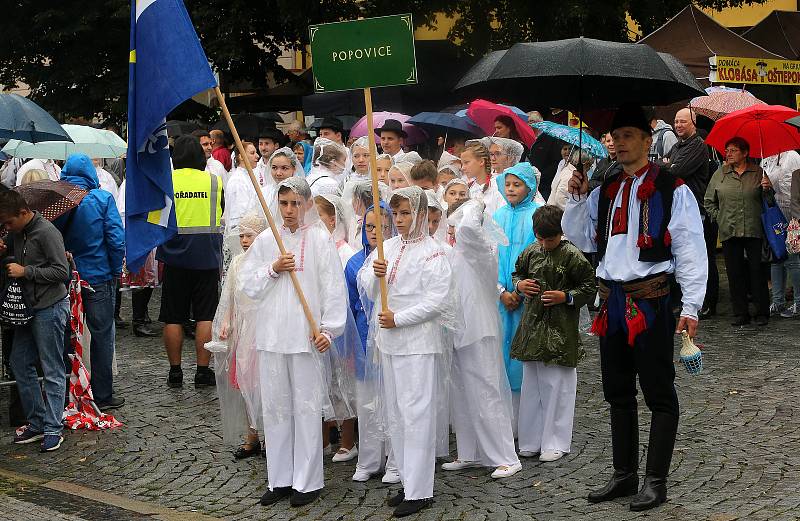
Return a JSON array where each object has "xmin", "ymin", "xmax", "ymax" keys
[
  {"xmin": 11, "ymin": 297, "xmax": 70, "ymax": 436},
  {"xmin": 771, "ymin": 253, "xmax": 800, "ymax": 306},
  {"xmin": 83, "ymin": 279, "xmax": 116, "ymax": 403}
]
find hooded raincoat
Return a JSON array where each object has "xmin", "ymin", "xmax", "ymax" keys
[{"xmin": 492, "ymin": 162, "xmax": 541, "ymax": 392}]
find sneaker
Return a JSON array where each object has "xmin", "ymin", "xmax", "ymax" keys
[
  {"xmin": 40, "ymin": 434, "xmax": 64, "ymax": 452},
  {"xmin": 539, "ymin": 450, "xmax": 566, "ymax": 462},
  {"xmin": 518, "ymin": 450, "xmax": 540, "ymax": 458},
  {"xmin": 394, "ymin": 498, "xmax": 433, "ymax": 517},
  {"xmin": 441, "ymin": 459, "xmax": 483, "ymax": 471},
  {"xmin": 780, "ymin": 303, "xmax": 800, "ymax": 318},
  {"xmin": 96, "ymin": 396, "xmax": 125, "ymax": 412},
  {"xmin": 260, "ymin": 486, "xmax": 292, "ymax": 506},
  {"xmin": 13, "ymin": 425, "xmax": 44, "ymax": 444},
  {"xmin": 132, "ymin": 323, "xmax": 160, "ymax": 337},
  {"xmin": 381, "ymin": 467, "xmax": 401, "ymax": 484},
  {"xmin": 351, "ymin": 467, "xmax": 373, "ymax": 482},
  {"xmin": 332, "ymin": 445, "xmax": 358, "ymax": 463},
  {"xmin": 491, "ymin": 462, "xmax": 523, "ymax": 479},
  {"xmin": 194, "ymin": 367, "xmax": 216, "ymax": 388},
  {"xmin": 167, "ymin": 367, "xmax": 183, "ymax": 388},
  {"xmin": 769, "ymin": 302, "xmax": 784, "ymax": 316}
]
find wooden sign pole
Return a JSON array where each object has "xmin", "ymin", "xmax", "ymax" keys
[
  {"xmin": 363, "ymin": 87, "xmax": 389, "ymax": 312},
  {"xmin": 213, "ymin": 86, "xmax": 319, "ymax": 337}
]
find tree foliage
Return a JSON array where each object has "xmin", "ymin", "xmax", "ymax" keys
[{"xmin": 0, "ymin": 0, "xmax": 766, "ymax": 122}]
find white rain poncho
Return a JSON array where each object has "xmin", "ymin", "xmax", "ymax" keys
[
  {"xmin": 357, "ymin": 186, "xmax": 458, "ymax": 460},
  {"xmin": 490, "ymin": 137, "xmax": 525, "ymax": 167},
  {"xmin": 342, "ymin": 179, "xmax": 393, "ymax": 245},
  {"xmin": 260, "ymin": 147, "xmax": 305, "ymax": 213},
  {"xmin": 238, "ymin": 177, "xmax": 361, "ymax": 425},
  {"xmin": 387, "ymin": 161, "xmax": 414, "ymax": 191},
  {"xmin": 346, "ymin": 136, "xmax": 375, "ymax": 182},
  {"xmin": 394, "ymin": 150, "xmax": 424, "ymax": 166},
  {"xmin": 425, "ymin": 188, "xmax": 448, "ymax": 244},
  {"xmin": 307, "ymin": 137, "xmax": 347, "ymax": 196},
  {"xmin": 317, "ymin": 193, "xmax": 357, "ymax": 266},
  {"xmin": 438, "ymin": 150, "xmax": 461, "ymax": 173},
  {"xmin": 206, "ymin": 212, "xmax": 269, "ymax": 446}
]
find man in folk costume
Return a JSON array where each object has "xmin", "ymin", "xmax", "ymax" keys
[
  {"xmin": 358, "ymin": 186, "xmax": 455, "ymax": 517},
  {"xmin": 238, "ymin": 177, "xmax": 350, "ymax": 508},
  {"xmin": 562, "ymin": 104, "xmax": 707, "ymax": 512}
]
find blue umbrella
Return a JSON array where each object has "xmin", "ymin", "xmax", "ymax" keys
[
  {"xmin": 0, "ymin": 94, "xmax": 72, "ymax": 143},
  {"xmin": 456, "ymin": 103, "xmax": 528, "ymax": 123},
  {"xmin": 532, "ymin": 121, "xmax": 607, "ymax": 158},
  {"xmin": 407, "ymin": 112, "xmax": 484, "ymax": 137}
]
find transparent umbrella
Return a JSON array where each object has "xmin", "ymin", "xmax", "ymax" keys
[{"xmin": 1, "ymin": 124, "xmax": 127, "ymax": 160}]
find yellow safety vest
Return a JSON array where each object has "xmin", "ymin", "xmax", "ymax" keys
[{"xmin": 171, "ymin": 168, "xmax": 222, "ymax": 234}]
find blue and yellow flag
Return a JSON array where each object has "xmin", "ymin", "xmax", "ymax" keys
[{"xmin": 126, "ymin": 0, "xmax": 216, "ymax": 270}]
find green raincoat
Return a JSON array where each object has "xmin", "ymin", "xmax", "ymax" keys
[{"xmin": 510, "ymin": 240, "xmax": 596, "ymax": 367}]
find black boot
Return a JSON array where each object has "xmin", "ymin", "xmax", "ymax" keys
[
  {"xmin": 629, "ymin": 412, "xmax": 678, "ymax": 512},
  {"xmin": 588, "ymin": 408, "xmax": 640, "ymax": 503}
]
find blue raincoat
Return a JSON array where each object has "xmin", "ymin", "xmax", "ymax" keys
[
  {"xmin": 297, "ymin": 141, "xmax": 313, "ymax": 174},
  {"xmin": 344, "ymin": 202, "xmax": 394, "ymax": 377},
  {"xmin": 493, "ymin": 162, "xmax": 541, "ymax": 392},
  {"xmin": 56, "ymin": 154, "xmax": 125, "ymax": 286}
]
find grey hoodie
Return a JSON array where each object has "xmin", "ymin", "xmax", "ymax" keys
[
  {"xmin": 4, "ymin": 212, "xmax": 69, "ymax": 309},
  {"xmin": 649, "ymin": 120, "xmax": 678, "ymax": 161}
]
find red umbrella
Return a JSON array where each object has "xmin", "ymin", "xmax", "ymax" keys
[
  {"xmin": 705, "ymin": 105, "xmax": 800, "ymax": 158},
  {"xmin": 466, "ymin": 99, "xmax": 537, "ymax": 147}
]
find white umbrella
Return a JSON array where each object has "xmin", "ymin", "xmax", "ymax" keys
[{"xmin": 1, "ymin": 124, "xmax": 127, "ymax": 160}]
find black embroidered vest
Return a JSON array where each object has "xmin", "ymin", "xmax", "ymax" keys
[{"xmin": 596, "ymin": 163, "xmax": 677, "ymax": 264}]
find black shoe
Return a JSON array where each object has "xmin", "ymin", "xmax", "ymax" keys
[
  {"xmin": 588, "ymin": 470, "xmax": 639, "ymax": 503},
  {"xmin": 96, "ymin": 396, "xmax": 125, "ymax": 411},
  {"xmin": 730, "ymin": 315, "xmax": 750, "ymax": 326},
  {"xmin": 143, "ymin": 314, "xmax": 153, "ymax": 324},
  {"xmin": 167, "ymin": 367, "xmax": 183, "ymax": 388},
  {"xmin": 234, "ymin": 441, "xmax": 262, "ymax": 460},
  {"xmin": 387, "ymin": 490, "xmax": 405, "ymax": 507},
  {"xmin": 290, "ymin": 489, "xmax": 321, "ymax": 507},
  {"xmin": 114, "ymin": 316, "xmax": 129, "ymax": 329},
  {"xmin": 629, "ymin": 475, "xmax": 667, "ymax": 511},
  {"xmin": 194, "ymin": 368, "xmax": 216, "ymax": 387},
  {"xmin": 133, "ymin": 323, "xmax": 160, "ymax": 337},
  {"xmin": 698, "ymin": 307, "xmax": 716, "ymax": 320},
  {"xmin": 755, "ymin": 315, "xmax": 769, "ymax": 327},
  {"xmin": 260, "ymin": 486, "xmax": 292, "ymax": 506},
  {"xmin": 393, "ymin": 498, "xmax": 433, "ymax": 518}
]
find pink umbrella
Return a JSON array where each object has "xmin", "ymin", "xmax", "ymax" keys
[
  {"xmin": 689, "ymin": 87, "xmax": 766, "ymax": 121},
  {"xmin": 466, "ymin": 99, "xmax": 537, "ymax": 147},
  {"xmin": 349, "ymin": 112, "xmax": 429, "ymax": 145}
]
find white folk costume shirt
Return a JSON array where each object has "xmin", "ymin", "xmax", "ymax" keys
[
  {"xmin": 358, "ymin": 235, "xmax": 452, "ymax": 356},
  {"xmin": 206, "ymin": 157, "xmax": 227, "ymax": 181},
  {"xmin": 239, "ymin": 224, "xmax": 347, "ymax": 353},
  {"xmin": 95, "ymin": 167, "xmax": 119, "ymax": 201},
  {"xmin": 562, "ymin": 174, "xmax": 707, "ymax": 319},
  {"xmin": 306, "ymin": 167, "xmax": 341, "ymax": 197}
]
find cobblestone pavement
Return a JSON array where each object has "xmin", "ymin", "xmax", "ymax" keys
[{"xmin": 1, "ymin": 267, "xmax": 799, "ymax": 520}]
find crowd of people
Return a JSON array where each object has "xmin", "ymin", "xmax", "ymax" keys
[{"xmin": 1, "ymin": 102, "xmax": 799, "ymax": 518}]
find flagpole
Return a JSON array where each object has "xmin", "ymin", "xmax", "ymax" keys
[
  {"xmin": 363, "ymin": 87, "xmax": 389, "ymax": 312},
  {"xmin": 213, "ymin": 86, "xmax": 319, "ymax": 337}
]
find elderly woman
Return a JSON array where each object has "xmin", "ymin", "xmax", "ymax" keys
[{"xmin": 704, "ymin": 137, "xmax": 769, "ymax": 327}]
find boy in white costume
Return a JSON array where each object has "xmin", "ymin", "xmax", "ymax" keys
[
  {"xmin": 239, "ymin": 177, "xmax": 350, "ymax": 508},
  {"xmin": 441, "ymin": 199, "xmax": 522, "ymax": 479},
  {"xmin": 358, "ymin": 186, "xmax": 454, "ymax": 518}
]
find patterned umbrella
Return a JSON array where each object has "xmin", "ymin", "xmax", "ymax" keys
[
  {"xmin": 14, "ymin": 180, "xmax": 87, "ymax": 221},
  {"xmin": 532, "ymin": 121, "xmax": 608, "ymax": 158},
  {"xmin": 690, "ymin": 87, "xmax": 766, "ymax": 121}
]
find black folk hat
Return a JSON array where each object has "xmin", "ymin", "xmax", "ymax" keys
[
  {"xmin": 610, "ymin": 103, "xmax": 652, "ymax": 135},
  {"xmin": 319, "ymin": 116, "xmax": 344, "ymax": 133},
  {"xmin": 376, "ymin": 118, "xmax": 408, "ymax": 138}
]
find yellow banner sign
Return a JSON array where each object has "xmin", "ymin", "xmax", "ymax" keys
[{"xmin": 709, "ymin": 55, "xmax": 800, "ymax": 86}]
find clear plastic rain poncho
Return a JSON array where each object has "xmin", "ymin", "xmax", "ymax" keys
[
  {"xmin": 236, "ymin": 177, "xmax": 362, "ymax": 425},
  {"xmin": 318, "ymin": 192, "xmax": 357, "ymax": 266},
  {"xmin": 425, "ymin": 188, "xmax": 449, "ymax": 244},
  {"xmin": 394, "ymin": 150, "xmax": 424, "ymax": 166},
  {"xmin": 341, "ymin": 179, "xmax": 393, "ymax": 246},
  {"xmin": 356, "ymin": 186, "xmax": 458, "ymax": 457},
  {"xmin": 438, "ymin": 150, "xmax": 461, "ymax": 173},
  {"xmin": 205, "ymin": 212, "xmax": 269, "ymax": 446},
  {"xmin": 490, "ymin": 137, "xmax": 525, "ymax": 167},
  {"xmin": 308, "ymin": 137, "xmax": 348, "ymax": 195},
  {"xmin": 347, "ymin": 136, "xmax": 375, "ymax": 182},
  {"xmin": 446, "ymin": 199, "xmax": 516, "ymax": 464},
  {"xmin": 387, "ymin": 161, "xmax": 414, "ymax": 191}
]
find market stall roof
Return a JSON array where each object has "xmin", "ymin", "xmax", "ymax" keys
[
  {"xmin": 639, "ymin": 5, "xmax": 785, "ymax": 80},
  {"xmin": 742, "ymin": 10, "xmax": 800, "ymax": 60}
]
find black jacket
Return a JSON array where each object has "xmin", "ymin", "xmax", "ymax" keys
[{"xmin": 663, "ymin": 133, "xmax": 710, "ymax": 213}]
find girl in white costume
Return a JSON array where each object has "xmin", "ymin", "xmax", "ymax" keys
[
  {"xmin": 307, "ymin": 138, "xmax": 348, "ymax": 196},
  {"xmin": 239, "ymin": 177, "xmax": 357, "ymax": 508},
  {"xmin": 358, "ymin": 186, "xmax": 456, "ymax": 517},
  {"xmin": 315, "ymin": 193, "xmax": 357, "ymax": 267},
  {"xmin": 462, "ymin": 141, "xmax": 505, "ymax": 216}
]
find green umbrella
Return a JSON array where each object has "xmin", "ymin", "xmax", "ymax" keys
[{"xmin": 1, "ymin": 124, "xmax": 127, "ymax": 160}]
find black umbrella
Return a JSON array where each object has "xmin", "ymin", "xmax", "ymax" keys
[
  {"xmin": 454, "ymin": 38, "xmax": 705, "ymax": 110},
  {"xmin": 0, "ymin": 94, "xmax": 72, "ymax": 143},
  {"xmin": 211, "ymin": 113, "xmax": 275, "ymax": 140},
  {"xmin": 166, "ymin": 120, "xmax": 201, "ymax": 138}
]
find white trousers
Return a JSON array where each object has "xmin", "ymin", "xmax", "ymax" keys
[
  {"xmin": 355, "ymin": 380, "xmax": 396, "ymax": 475},
  {"xmin": 450, "ymin": 339, "xmax": 519, "ymax": 467},
  {"xmin": 512, "ymin": 391, "xmax": 520, "ymax": 438},
  {"xmin": 518, "ymin": 361, "xmax": 577, "ymax": 454},
  {"xmin": 261, "ymin": 352, "xmax": 323, "ymax": 493},
  {"xmin": 382, "ymin": 353, "xmax": 437, "ymax": 500}
]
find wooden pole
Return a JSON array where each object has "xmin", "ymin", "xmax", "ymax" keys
[
  {"xmin": 363, "ymin": 87, "xmax": 389, "ymax": 312},
  {"xmin": 213, "ymin": 86, "xmax": 319, "ymax": 337}
]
